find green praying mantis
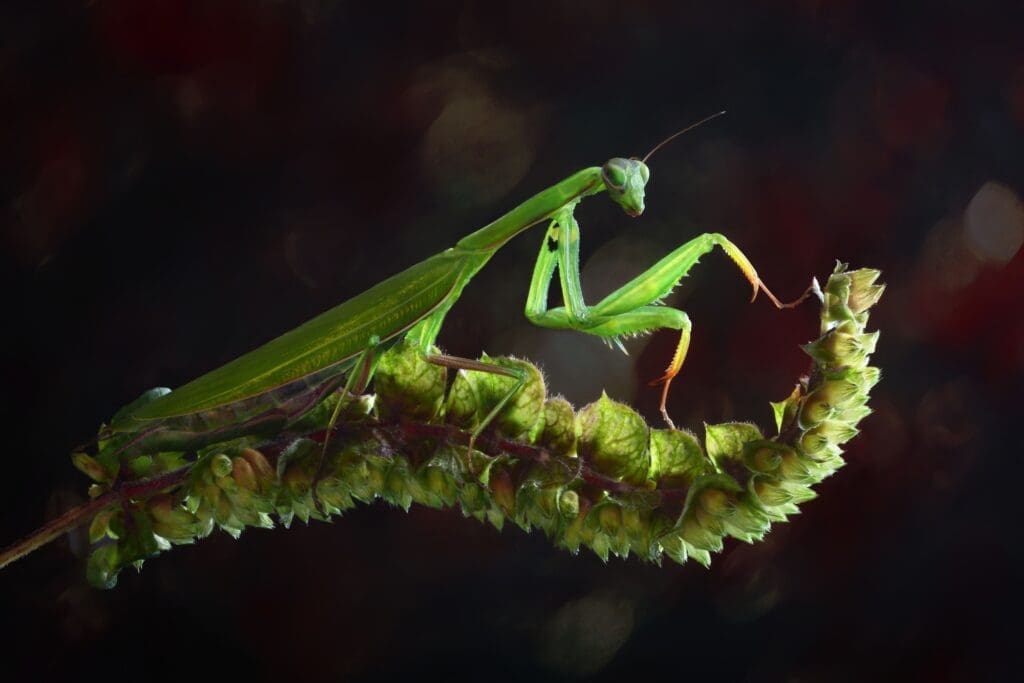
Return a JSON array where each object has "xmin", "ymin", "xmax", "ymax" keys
[{"xmin": 103, "ymin": 113, "xmax": 808, "ymax": 483}]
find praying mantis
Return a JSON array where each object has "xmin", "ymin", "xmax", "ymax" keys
[{"xmin": 104, "ymin": 114, "xmax": 806, "ymax": 476}]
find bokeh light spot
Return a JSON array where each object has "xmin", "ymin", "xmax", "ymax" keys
[
  {"xmin": 964, "ymin": 181, "xmax": 1024, "ymax": 264},
  {"xmin": 537, "ymin": 594, "xmax": 634, "ymax": 677},
  {"xmin": 420, "ymin": 92, "xmax": 536, "ymax": 207}
]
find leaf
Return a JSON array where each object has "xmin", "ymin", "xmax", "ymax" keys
[
  {"xmin": 704, "ymin": 422, "xmax": 763, "ymax": 467},
  {"xmin": 648, "ymin": 429, "xmax": 709, "ymax": 487},
  {"xmin": 576, "ymin": 393, "xmax": 650, "ymax": 486}
]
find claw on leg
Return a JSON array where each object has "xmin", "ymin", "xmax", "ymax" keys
[
  {"xmin": 648, "ymin": 325, "xmax": 691, "ymax": 430},
  {"xmin": 754, "ymin": 278, "xmax": 815, "ymax": 309},
  {"xmin": 718, "ymin": 235, "xmax": 812, "ymax": 309}
]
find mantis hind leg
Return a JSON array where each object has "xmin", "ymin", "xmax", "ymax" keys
[
  {"xmin": 313, "ymin": 336, "xmax": 383, "ymax": 511},
  {"xmin": 578, "ymin": 306, "xmax": 692, "ymax": 429}
]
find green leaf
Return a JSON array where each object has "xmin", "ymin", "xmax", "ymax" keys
[
  {"xmin": 704, "ymin": 422, "xmax": 763, "ymax": 468},
  {"xmin": 576, "ymin": 393, "xmax": 650, "ymax": 486},
  {"xmin": 648, "ymin": 428, "xmax": 709, "ymax": 487},
  {"xmin": 540, "ymin": 396, "xmax": 577, "ymax": 456},
  {"xmin": 375, "ymin": 339, "xmax": 447, "ymax": 421}
]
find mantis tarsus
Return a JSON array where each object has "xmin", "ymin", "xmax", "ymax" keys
[{"xmin": 106, "ymin": 116, "xmax": 806, "ymax": 480}]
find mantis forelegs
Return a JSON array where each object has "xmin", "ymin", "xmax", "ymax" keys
[{"xmin": 525, "ymin": 208, "xmax": 804, "ymax": 427}]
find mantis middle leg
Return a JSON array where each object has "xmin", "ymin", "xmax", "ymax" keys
[{"xmin": 525, "ymin": 207, "xmax": 805, "ymax": 428}]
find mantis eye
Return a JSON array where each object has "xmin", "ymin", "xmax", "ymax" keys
[
  {"xmin": 638, "ymin": 161, "xmax": 650, "ymax": 184},
  {"xmin": 602, "ymin": 163, "xmax": 627, "ymax": 191}
]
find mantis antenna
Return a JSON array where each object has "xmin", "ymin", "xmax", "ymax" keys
[{"xmin": 641, "ymin": 110, "xmax": 728, "ymax": 163}]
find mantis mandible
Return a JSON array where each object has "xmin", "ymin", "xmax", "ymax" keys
[{"xmin": 104, "ymin": 113, "xmax": 805, "ymax": 476}]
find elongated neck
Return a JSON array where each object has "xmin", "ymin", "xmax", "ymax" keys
[{"xmin": 455, "ymin": 167, "xmax": 605, "ymax": 252}]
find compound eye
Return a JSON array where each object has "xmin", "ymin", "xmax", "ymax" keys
[
  {"xmin": 602, "ymin": 163, "xmax": 627, "ymax": 191},
  {"xmin": 638, "ymin": 162, "xmax": 650, "ymax": 184}
]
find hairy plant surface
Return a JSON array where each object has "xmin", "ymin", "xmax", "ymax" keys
[{"xmin": 12, "ymin": 264, "xmax": 884, "ymax": 588}]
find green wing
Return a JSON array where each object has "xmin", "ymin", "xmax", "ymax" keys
[{"xmin": 130, "ymin": 249, "xmax": 480, "ymax": 421}]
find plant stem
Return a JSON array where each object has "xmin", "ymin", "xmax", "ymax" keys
[{"xmin": 0, "ymin": 466, "xmax": 191, "ymax": 570}]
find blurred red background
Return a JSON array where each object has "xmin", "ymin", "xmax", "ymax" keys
[{"xmin": 2, "ymin": 1, "xmax": 1021, "ymax": 680}]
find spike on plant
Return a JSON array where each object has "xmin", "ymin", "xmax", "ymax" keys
[{"xmin": 2, "ymin": 264, "xmax": 883, "ymax": 588}]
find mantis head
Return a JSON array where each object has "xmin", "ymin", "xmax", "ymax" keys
[
  {"xmin": 602, "ymin": 157, "xmax": 650, "ymax": 217},
  {"xmin": 605, "ymin": 111, "xmax": 726, "ymax": 218}
]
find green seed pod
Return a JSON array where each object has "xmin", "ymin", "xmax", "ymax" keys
[
  {"xmin": 210, "ymin": 453, "xmax": 233, "ymax": 479},
  {"xmin": 698, "ymin": 488, "xmax": 733, "ymax": 517},
  {"xmin": 558, "ymin": 490, "xmax": 580, "ymax": 518},
  {"xmin": 674, "ymin": 474, "xmax": 741, "ymax": 552},
  {"xmin": 347, "ymin": 455, "xmax": 389, "ymax": 503},
  {"xmin": 804, "ymin": 329, "xmax": 877, "ymax": 368},
  {"xmin": 237, "ymin": 448, "xmax": 275, "ymax": 490},
  {"xmin": 749, "ymin": 474, "xmax": 793, "ymax": 508},
  {"xmin": 704, "ymin": 422, "xmax": 764, "ymax": 469},
  {"xmin": 855, "ymin": 366, "xmax": 882, "ymax": 392},
  {"xmin": 128, "ymin": 455, "xmax": 154, "ymax": 478},
  {"xmin": 540, "ymin": 397, "xmax": 577, "ymax": 456},
  {"xmin": 71, "ymin": 453, "xmax": 110, "ymax": 483},
  {"xmin": 618, "ymin": 505, "xmax": 643, "ymax": 536},
  {"xmin": 559, "ymin": 499, "xmax": 589, "ymax": 554},
  {"xmin": 800, "ymin": 420, "xmax": 860, "ymax": 455},
  {"xmin": 488, "ymin": 467, "xmax": 516, "ymax": 516},
  {"xmin": 686, "ymin": 545, "xmax": 713, "ymax": 568},
  {"xmin": 794, "ymin": 389, "xmax": 835, "ymax": 428},
  {"xmin": 815, "ymin": 367, "xmax": 872, "ymax": 406},
  {"xmin": 576, "ymin": 393, "xmax": 650, "ymax": 486},
  {"xmin": 213, "ymin": 492, "xmax": 236, "ymax": 527},
  {"xmin": 214, "ymin": 472, "xmax": 239, "ymax": 496},
  {"xmin": 86, "ymin": 544, "xmax": 123, "ymax": 589},
  {"xmin": 88, "ymin": 509, "xmax": 117, "ymax": 544},
  {"xmin": 148, "ymin": 494, "xmax": 200, "ymax": 543},
  {"xmin": 822, "ymin": 274, "xmax": 855, "ymax": 326},
  {"xmin": 593, "ymin": 502, "xmax": 623, "ymax": 536},
  {"xmin": 458, "ymin": 481, "xmax": 490, "ymax": 516},
  {"xmin": 231, "ymin": 456, "xmax": 259, "ymax": 491},
  {"xmin": 836, "ymin": 404, "xmax": 873, "ymax": 424},
  {"xmin": 721, "ymin": 498, "xmax": 771, "ymax": 542},
  {"xmin": 742, "ymin": 440, "xmax": 792, "ymax": 474},
  {"xmin": 589, "ymin": 531, "xmax": 612, "ymax": 562},
  {"xmin": 847, "ymin": 268, "xmax": 886, "ymax": 314},
  {"xmin": 312, "ymin": 470, "xmax": 354, "ymax": 515},
  {"xmin": 679, "ymin": 517, "xmax": 724, "ymax": 553},
  {"xmin": 383, "ymin": 465, "xmax": 414, "ymax": 511},
  {"xmin": 786, "ymin": 482, "xmax": 818, "ymax": 504},
  {"xmin": 418, "ymin": 466, "xmax": 454, "ymax": 508},
  {"xmin": 799, "ymin": 383, "xmax": 850, "ymax": 428},
  {"xmin": 106, "ymin": 509, "xmax": 126, "ymax": 539},
  {"xmin": 281, "ymin": 460, "xmax": 312, "ymax": 496},
  {"xmin": 776, "ymin": 448, "xmax": 824, "ymax": 483},
  {"xmin": 659, "ymin": 533, "xmax": 688, "ymax": 564},
  {"xmin": 608, "ymin": 526, "xmax": 633, "ymax": 559}
]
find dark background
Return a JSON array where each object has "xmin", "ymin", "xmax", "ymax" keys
[{"xmin": 2, "ymin": 1, "xmax": 1021, "ymax": 680}]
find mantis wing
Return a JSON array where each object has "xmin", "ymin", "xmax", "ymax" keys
[{"xmin": 129, "ymin": 249, "xmax": 483, "ymax": 422}]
